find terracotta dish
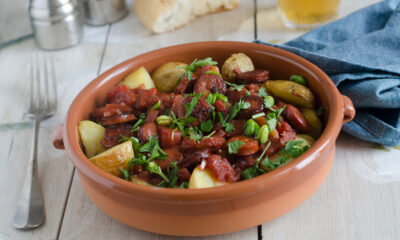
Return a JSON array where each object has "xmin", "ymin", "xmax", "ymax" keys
[{"xmin": 53, "ymin": 41, "xmax": 355, "ymax": 236}]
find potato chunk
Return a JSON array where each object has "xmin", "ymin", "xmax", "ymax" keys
[
  {"xmin": 78, "ymin": 120, "xmax": 106, "ymax": 158},
  {"xmin": 188, "ymin": 166, "xmax": 228, "ymax": 189},
  {"xmin": 151, "ymin": 61, "xmax": 187, "ymax": 92},
  {"xmin": 265, "ymin": 80, "xmax": 315, "ymax": 108},
  {"xmin": 119, "ymin": 66, "xmax": 155, "ymax": 89},
  {"xmin": 222, "ymin": 53, "xmax": 255, "ymax": 82},
  {"xmin": 300, "ymin": 108, "xmax": 323, "ymax": 138},
  {"xmin": 89, "ymin": 141, "xmax": 133, "ymax": 177}
]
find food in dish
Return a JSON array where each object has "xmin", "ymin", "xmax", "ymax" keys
[{"xmin": 78, "ymin": 53, "xmax": 324, "ymax": 189}]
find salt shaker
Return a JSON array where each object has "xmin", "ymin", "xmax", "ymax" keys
[
  {"xmin": 81, "ymin": 0, "xmax": 127, "ymax": 26},
  {"xmin": 29, "ymin": 0, "xmax": 83, "ymax": 50}
]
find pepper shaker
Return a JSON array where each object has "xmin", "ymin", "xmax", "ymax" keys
[
  {"xmin": 81, "ymin": 0, "xmax": 127, "ymax": 26},
  {"xmin": 29, "ymin": 0, "xmax": 83, "ymax": 50}
]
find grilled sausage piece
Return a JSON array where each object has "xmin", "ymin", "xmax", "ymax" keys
[
  {"xmin": 206, "ymin": 154, "xmax": 239, "ymax": 182},
  {"xmin": 179, "ymin": 149, "xmax": 211, "ymax": 169},
  {"xmin": 99, "ymin": 113, "xmax": 136, "ymax": 126},
  {"xmin": 157, "ymin": 148, "xmax": 183, "ymax": 171},
  {"xmin": 235, "ymin": 69, "xmax": 269, "ymax": 84},
  {"xmin": 228, "ymin": 136, "xmax": 259, "ymax": 156},
  {"xmin": 138, "ymin": 122, "xmax": 157, "ymax": 143},
  {"xmin": 102, "ymin": 124, "xmax": 133, "ymax": 149},
  {"xmin": 158, "ymin": 126, "xmax": 182, "ymax": 149},
  {"xmin": 194, "ymin": 74, "xmax": 227, "ymax": 95},
  {"xmin": 282, "ymin": 103, "xmax": 312, "ymax": 133},
  {"xmin": 237, "ymin": 95, "xmax": 264, "ymax": 119}
]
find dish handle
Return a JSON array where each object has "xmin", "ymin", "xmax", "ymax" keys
[
  {"xmin": 342, "ymin": 95, "xmax": 355, "ymax": 124},
  {"xmin": 53, "ymin": 123, "xmax": 65, "ymax": 149}
]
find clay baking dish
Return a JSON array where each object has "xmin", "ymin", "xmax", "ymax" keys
[{"xmin": 53, "ymin": 41, "xmax": 355, "ymax": 236}]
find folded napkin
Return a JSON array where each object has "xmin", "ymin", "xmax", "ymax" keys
[{"xmin": 255, "ymin": 0, "xmax": 400, "ymax": 146}]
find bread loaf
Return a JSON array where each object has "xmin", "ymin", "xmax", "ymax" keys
[{"xmin": 135, "ymin": 0, "xmax": 240, "ymax": 33}]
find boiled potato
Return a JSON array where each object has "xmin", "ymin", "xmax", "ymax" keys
[
  {"xmin": 89, "ymin": 141, "xmax": 133, "ymax": 177},
  {"xmin": 300, "ymin": 108, "xmax": 323, "ymax": 139},
  {"xmin": 151, "ymin": 62, "xmax": 187, "ymax": 92},
  {"xmin": 78, "ymin": 120, "xmax": 106, "ymax": 158},
  {"xmin": 222, "ymin": 53, "xmax": 255, "ymax": 81},
  {"xmin": 188, "ymin": 166, "xmax": 228, "ymax": 189},
  {"xmin": 295, "ymin": 134, "xmax": 315, "ymax": 146},
  {"xmin": 119, "ymin": 66, "xmax": 155, "ymax": 89},
  {"xmin": 131, "ymin": 176, "xmax": 151, "ymax": 186},
  {"xmin": 265, "ymin": 80, "xmax": 315, "ymax": 108}
]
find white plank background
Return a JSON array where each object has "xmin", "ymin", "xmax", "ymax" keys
[{"xmin": 1, "ymin": 0, "xmax": 399, "ymax": 240}]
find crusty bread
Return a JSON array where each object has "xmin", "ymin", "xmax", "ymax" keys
[{"xmin": 135, "ymin": 0, "xmax": 240, "ymax": 33}]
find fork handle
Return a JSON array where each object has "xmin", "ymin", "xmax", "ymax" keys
[{"xmin": 13, "ymin": 115, "xmax": 45, "ymax": 229}]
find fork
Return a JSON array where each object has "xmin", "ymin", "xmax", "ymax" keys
[{"xmin": 13, "ymin": 53, "xmax": 57, "ymax": 229}]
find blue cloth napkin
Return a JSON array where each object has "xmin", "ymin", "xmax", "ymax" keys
[{"xmin": 255, "ymin": 0, "xmax": 400, "ymax": 146}]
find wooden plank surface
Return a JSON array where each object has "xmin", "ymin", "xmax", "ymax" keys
[
  {"xmin": 58, "ymin": 0, "xmax": 259, "ymax": 239},
  {"xmin": 0, "ymin": 24, "xmax": 108, "ymax": 240},
  {"xmin": 262, "ymin": 134, "xmax": 400, "ymax": 240}
]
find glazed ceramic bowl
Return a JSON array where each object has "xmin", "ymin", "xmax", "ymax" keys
[{"xmin": 53, "ymin": 41, "xmax": 355, "ymax": 236}]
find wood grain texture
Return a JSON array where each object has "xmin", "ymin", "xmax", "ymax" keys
[
  {"xmin": 262, "ymin": 134, "xmax": 400, "ymax": 240},
  {"xmin": 0, "ymin": 24, "xmax": 108, "ymax": 239},
  {"xmin": 58, "ymin": 0, "xmax": 258, "ymax": 239}
]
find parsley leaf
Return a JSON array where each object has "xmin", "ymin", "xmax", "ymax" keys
[
  {"xmin": 139, "ymin": 135, "xmax": 167, "ymax": 160},
  {"xmin": 205, "ymin": 70, "xmax": 222, "ymax": 77},
  {"xmin": 242, "ymin": 142, "xmax": 271, "ymax": 179},
  {"xmin": 185, "ymin": 93, "xmax": 202, "ymax": 118},
  {"xmin": 228, "ymin": 140, "xmax": 245, "ymax": 154},
  {"xmin": 131, "ymin": 113, "xmax": 146, "ymax": 132},
  {"xmin": 119, "ymin": 135, "xmax": 141, "ymax": 154},
  {"xmin": 200, "ymin": 119, "xmax": 213, "ymax": 132},
  {"xmin": 151, "ymin": 100, "xmax": 161, "ymax": 110},
  {"xmin": 120, "ymin": 168, "xmax": 130, "ymax": 181},
  {"xmin": 316, "ymin": 106, "xmax": 324, "ymax": 116},
  {"xmin": 258, "ymin": 87, "xmax": 268, "ymax": 98},
  {"xmin": 223, "ymin": 122, "xmax": 235, "ymax": 133},
  {"xmin": 157, "ymin": 161, "xmax": 179, "ymax": 188},
  {"xmin": 226, "ymin": 81, "xmax": 245, "ymax": 91},
  {"xmin": 179, "ymin": 57, "xmax": 218, "ymax": 81}
]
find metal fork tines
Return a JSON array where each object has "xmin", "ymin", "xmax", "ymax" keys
[{"xmin": 13, "ymin": 53, "xmax": 57, "ymax": 229}]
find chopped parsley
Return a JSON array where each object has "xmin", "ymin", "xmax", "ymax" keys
[
  {"xmin": 226, "ymin": 81, "xmax": 245, "ymax": 91},
  {"xmin": 228, "ymin": 140, "xmax": 245, "ymax": 154},
  {"xmin": 179, "ymin": 57, "xmax": 217, "ymax": 81},
  {"xmin": 200, "ymin": 119, "xmax": 213, "ymax": 132},
  {"xmin": 120, "ymin": 168, "xmax": 130, "ymax": 181},
  {"xmin": 316, "ymin": 106, "xmax": 324, "ymax": 116},
  {"xmin": 151, "ymin": 100, "xmax": 161, "ymax": 110},
  {"xmin": 257, "ymin": 87, "xmax": 268, "ymax": 98},
  {"xmin": 242, "ymin": 142, "xmax": 271, "ymax": 179},
  {"xmin": 157, "ymin": 161, "xmax": 179, "ymax": 188},
  {"xmin": 131, "ymin": 113, "xmax": 146, "ymax": 132},
  {"xmin": 262, "ymin": 140, "xmax": 309, "ymax": 170},
  {"xmin": 205, "ymin": 70, "xmax": 222, "ymax": 77}
]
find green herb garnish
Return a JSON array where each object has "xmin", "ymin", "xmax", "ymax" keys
[
  {"xmin": 120, "ymin": 168, "xmax": 130, "ymax": 181},
  {"xmin": 205, "ymin": 70, "xmax": 222, "ymax": 78},
  {"xmin": 316, "ymin": 106, "xmax": 324, "ymax": 116},
  {"xmin": 242, "ymin": 142, "xmax": 271, "ymax": 179},
  {"xmin": 200, "ymin": 119, "xmax": 213, "ymax": 132},
  {"xmin": 131, "ymin": 113, "xmax": 146, "ymax": 132},
  {"xmin": 151, "ymin": 100, "xmax": 161, "ymax": 110},
  {"xmin": 258, "ymin": 87, "xmax": 268, "ymax": 98},
  {"xmin": 226, "ymin": 81, "xmax": 245, "ymax": 91},
  {"xmin": 179, "ymin": 57, "xmax": 217, "ymax": 81},
  {"xmin": 228, "ymin": 140, "xmax": 245, "ymax": 154}
]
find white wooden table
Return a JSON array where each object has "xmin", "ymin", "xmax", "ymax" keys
[{"xmin": 1, "ymin": 0, "xmax": 399, "ymax": 239}]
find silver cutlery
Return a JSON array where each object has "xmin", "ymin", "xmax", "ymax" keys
[{"xmin": 13, "ymin": 53, "xmax": 57, "ymax": 229}]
